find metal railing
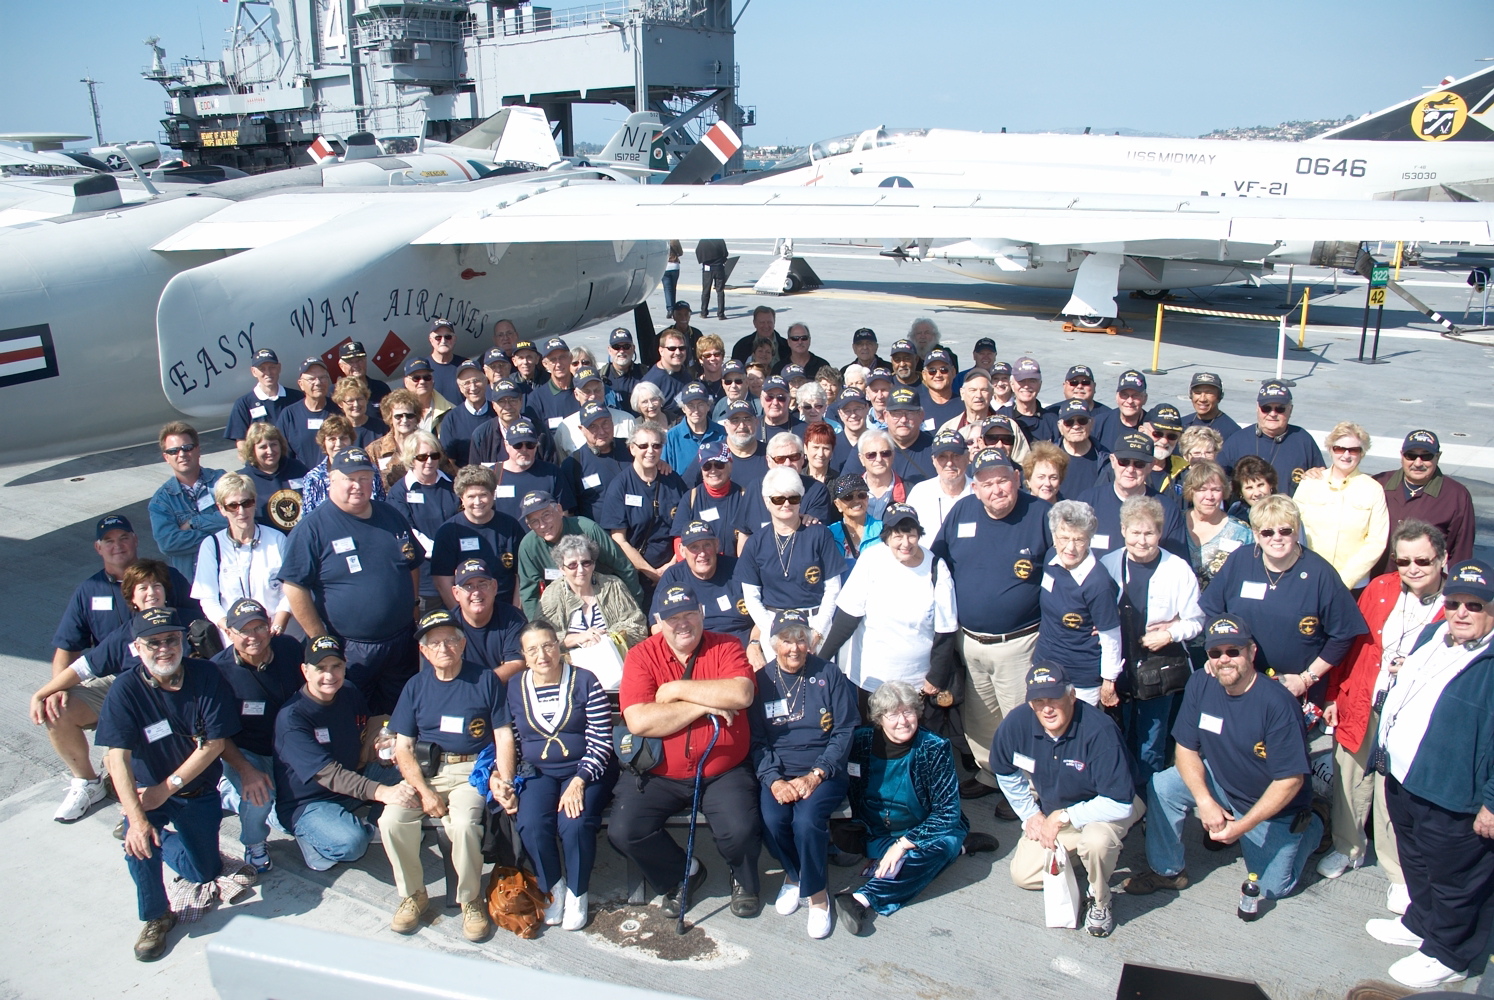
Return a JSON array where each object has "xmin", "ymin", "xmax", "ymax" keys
[
  {"xmin": 463, "ymin": 0, "xmax": 710, "ymax": 39},
  {"xmin": 354, "ymin": 17, "xmax": 465, "ymax": 45}
]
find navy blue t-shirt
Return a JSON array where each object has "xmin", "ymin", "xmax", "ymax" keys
[
  {"xmin": 990, "ymin": 700, "xmax": 1134, "ymax": 814},
  {"xmin": 1171, "ymin": 667, "xmax": 1313, "ymax": 818},
  {"xmin": 932, "ymin": 492, "xmax": 1052, "ymax": 634},
  {"xmin": 1091, "ymin": 408, "xmax": 1147, "ymax": 453},
  {"xmin": 735, "ymin": 523, "xmax": 846, "ymax": 610},
  {"xmin": 225, "ymin": 386, "xmax": 303, "ymax": 441},
  {"xmin": 840, "ymin": 431, "xmax": 936, "ymax": 487},
  {"xmin": 430, "ymin": 511, "xmax": 523, "ymax": 605},
  {"xmin": 1181, "ymin": 409, "xmax": 1242, "ymax": 439},
  {"xmin": 1217, "ymin": 423, "xmax": 1325, "ymax": 497},
  {"xmin": 53, "ymin": 566, "xmax": 198, "ymax": 652},
  {"xmin": 642, "ymin": 365, "xmax": 691, "ymax": 421},
  {"xmin": 748, "ymin": 655, "xmax": 859, "ymax": 780},
  {"xmin": 491, "ymin": 462, "xmax": 576, "ymax": 525},
  {"xmin": 94, "ymin": 659, "xmax": 238, "ymax": 795},
  {"xmin": 1037, "ymin": 557, "xmax": 1121, "ymax": 689},
  {"xmin": 388, "ymin": 662, "xmax": 511, "ymax": 755},
  {"xmin": 387, "ymin": 475, "xmax": 460, "ymax": 599},
  {"xmin": 561, "ymin": 444, "xmax": 632, "ymax": 519},
  {"xmin": 439, "ymin": 401, "xmax": 496, "ymax": 467},
  {"xmin": 424, "ymin": 355, "xmax": 467, "ymax": 405},
  {"xmin": 211, "ymin": 635, "xmax": 305, "ymax": 757},
  {"xmin": 1200, "ymin": 545, "xmax": 1367, "ymax": 683},
  {"xmin": 597, "ymin": 466, "xmax": 688, "ymax": 566},
  {"xmin": 1078, "ymin": 481, "xmax": 1189, "ymax": 562},
  {"xmin": 273, "ymin": 685, "xmax": 370, "ymax": 828},
  {"xmin": 523, "ymin": 379, "xmax": 582, "ymax": 434},
  {"xmin": 459, "ymin": 604, "xmax": 527, "ymax": 672},
  {"xmin": 274, "ymin": 399, "xmax": 336, "ymax": 466},
  {"xmin": 671, "ymin": 483, "xmax": 756, "ymax": 552},
  {"xmin": 652, "ymin": 556, "xmax": 753, "ymax": 642},
  {"xmin": 277, "ymin": 500, "xmax": 423, "ymax": 643},
  {"xmin": 240, "ymin": 459, "xmax": 309, "ymax": 528},
  {"xmin": 919, "ymin": 393, "xmax": 965, "ymax": 431},
  {"xmin": 1057, "ymin": 444, "xmax": 1107, "ymax": 499}
]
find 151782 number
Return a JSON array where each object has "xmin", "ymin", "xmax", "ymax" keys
[{"xmin": 1296, "ymin": 157, "xmax": 1367, "ymax": 177}]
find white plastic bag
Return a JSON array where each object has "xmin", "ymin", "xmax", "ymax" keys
[
  {"xmin": 567, "ymin": 633, "xmax": 625, "ymax": 691},
  {"xmin": 1043, "ymin": 842, "xmax": 1080, "ymax": 928}
]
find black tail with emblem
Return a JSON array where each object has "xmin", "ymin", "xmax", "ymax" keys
[{"xmin": 1316, "ymin": 65, "xmax": 1494, "ymax": 142}]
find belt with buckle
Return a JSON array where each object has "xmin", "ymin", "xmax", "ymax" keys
[
  {"xmin": 440, "ymin": 752, "xmax": 478, "ymax": 765},
  {"xmin": 962, "ymin": 623, "xmax": 1040, "ymax": 645}
]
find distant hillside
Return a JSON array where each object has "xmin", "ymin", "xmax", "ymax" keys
[{"xmin": 1199, "ymin": 117, "xmax": 1358, "ymax": 141}]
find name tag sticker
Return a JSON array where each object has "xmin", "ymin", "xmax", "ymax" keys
[
  {"xmin": 1240, "ymin": 581, "xmax": 1268, "ymax": 601},
  {"xmin": 307, "ymin": 418, "xmax": 324, "ymax": 430},
  {"xmin": 1012, "ymin": 752, "xmax": 1036, "ymax": 772},
  {"xmin": 1040, "ymin": 574, "xmax": 1054, "ymax": 592},
  {"xmin": 460, "ymin": 537, "xmax": 480, "ymax": 552},
  {"xmin": 625, "ymin": 494, "xmax": 643, "ymax": 508},
  {"xmin": 1199, "ymin": 713, "xmax": 1224, "ymax": 734},
  {"xmin": 544, "ymin": 567, "xmax": 562, "ymax": 581},
  {"xmin": 495, "ymin": 485, "xmax": 516, "ymax": 498},
  {"xmin": 956, "ymin": 522, "xmax": 976, "ymax": 538},
  {"xmin": 847, "ymin": 762, "xmax": 861, "ymax": 777},
  {"xmin": 1091, "ymin": 533, "xmax": 1111, "ymax": 550},
  {"xmin": 196, "ymin": 492, "xmax": 216, "ymax": 511},
  {"xmin": 547, "ymin": 416, "xmax": 563, "ymax": 429},
  {"xmin": 1219, "ymin": 539, "xmax": 1241, "ymax": 553},
  {"xmin": 716, "ymin": 594, "xmax": 732, "ymax": 611},
  {"xmin": 91, "ymin": 596, "xmax": 114, "ymax": 611},
  {"xmin": 921, "ymin": 418, "xmax": 936, "ymax": 431},
  {"xmin": 582, "ymin": 474, "xmax": 602, "ymax": 489},
  {"xmin": 332, "ymin": 537, "xmax": 356, "ymax": 554},
  {"xmin": 314, "ymin": 727, "xmax": 331, "ymax": 744},
  {"xmin": 289, "ymin": 479, "xmax": 305, "ymax": 490},
  {"xmin": 249, "ymin": 405, "xmax": 267, "ymax": 419},
  {"xmin": 144, "ymin": 720, "xmax": 171, "ymax": 743},
  {"xmin": 408, "ymin": 492, "xmax": 424, "ymax": 504},
  {"xmin": 242, "ymin": 701, "xmax": 266, "ymax": 717},
  {"xmin": 439, "ymin": 715, "xmax": 464, "ymax": 734},
  {"xmin": 346, "ymin": 555, "xmax": 362, "ymax": 574},
  {"xmin": 700, "ymin": 507, "xmax": 720, "ymax": 521},
  {"xmin": 764, "ymin": 699, "xmax": 789, "ymax": 720}
]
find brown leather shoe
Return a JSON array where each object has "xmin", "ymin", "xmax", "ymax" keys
[
  {"xmin": 1121, "ymin": 869, "xmax": 1190, "ymax": 895},
  {"xmin": 134, "ymin": 913, "xmax": 177, "ymax": 962}
]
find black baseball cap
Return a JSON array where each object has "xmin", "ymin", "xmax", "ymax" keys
[
  {"xmin": 224, "ymin": 598, "xmax": 269, "ymax": 631},
  {"xmin": 1258, "ymin": 382, "xmax": 1293, "ymax": 405},
  {"xmin": 886, "ymin": 387, "xmax": 922, "ymax": 411},
  {"xmin": 1190, "ymin": 371, "xmax": 1223, "ymax": 390},
  {"xmin": 834, "ymin": 473, "xmax": 869, "ymax": 500},
  {"xmin": 1065, "ymin": 365, "xmax": 1095, "ymax": 383},
  {"xmin": 300, "ymin": 357, "xmax": 330, "ymax": 375},
  {"xmin": 890, "ymin": 338, "xmax": 917, "ymax": 357},
  {"xmin": 1147, "ymin": 404, "xmax": 1184, "ymax": 433},
  {"xmin": 132, "ymin": 607, "xmax": 185, "ymax": 639},
  {"xmin": 1402, "ymin": 429, "xmax": 1440, "ymax": 455},
  {"xmin": 1112, "ymin": 432, "xmax": 1154, "ymax": 462},
  {"xmin": 505, "ymin": 419, "xmax": 540, "ymax": 445},
  {"xmin": 972, "ymin": 447, "xmax": 1016, "ymax": 474},
  {"xmin": 1202, "ymin": 614, "xmax": 1253, "ymax": 650},
  {"xmin": 339, "ymin": 340, "xmax": 367, "ymax": 359},
  {"xmin": 491, "ymin": 379, "xmax": 522, "ymax": 401},
  {"xmin": 931, "ymin": 430, "xmax": 967, "ymax": 456},
  {"xmin": 305, "ymin": 634, "xmax": 344, "ymax": 663},
  {"xmin": 578, "ymin": 401, "xmax": 611, "ymax": 428},
  {"xmin": 973, "ymin": 337, "xmax": 997, "ymax": 354},
  {"xmin": 1025, "ymin": 661, "xmax": 1070, "ymax": 700},
  {"xmin": 852, "ymin": 327, "xmax": 878, "ymax": 343},
  {"xmin": 609, "ymin": 327, "xmax": 634, "ymax": 347},
  {"xmin": 250, "ymin": 348, "xmax": 279, "ymax": 366},
  {"xmin": 415, "ymin": 608, "xmax": 461, "ymax": 641}
]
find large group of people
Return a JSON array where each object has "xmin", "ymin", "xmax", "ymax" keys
[{"xmin": 29, "ymin": 311, "xmax": 1493, "ymax": 989}]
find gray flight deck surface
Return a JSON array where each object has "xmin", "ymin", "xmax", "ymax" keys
[{"xmin": 3, "ymin": 240, "xmax": 1493, "ymax": 999}]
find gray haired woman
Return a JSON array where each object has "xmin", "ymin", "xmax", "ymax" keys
[
  {"xmin": 1036, "ymin": 499, "xmax": 1122, "ymax": 706},
  {"xmin": 629, "ymin": 381, "xmax": 667, "ymax": 426},
  {"xmin": 539, "ymin": 534, "xmax": 648, "ymax": 662},
  {"xmin": 796, "ymin": 381, "xmax": 832, "ymax": 427}
]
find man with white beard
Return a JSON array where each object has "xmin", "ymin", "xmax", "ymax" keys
[{"xmin": 1141, "ymin": 404, "xmax": 1189, "ymax": 505}]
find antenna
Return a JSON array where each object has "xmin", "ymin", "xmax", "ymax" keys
[{"xmin": 80, "ymin": 77, "xmax": 104, "ymax": 145}]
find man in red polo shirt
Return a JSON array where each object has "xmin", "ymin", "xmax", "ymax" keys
[{"xmin": 609, "ymin": 583, "xmax": 762, "ymax": 919}]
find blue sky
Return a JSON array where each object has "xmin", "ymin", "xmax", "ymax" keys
[{"xmin": 2, "ymin": 0, "xmax": 1491, "ymax": 148}]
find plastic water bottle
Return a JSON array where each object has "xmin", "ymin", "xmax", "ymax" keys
[
  {"xmin": 378, "ymin": 725, "xmax": 395, "ymax": 762},
  {"xmin": 1237, "ymin": 872, "xmax": 1261, "ymax": 921}
]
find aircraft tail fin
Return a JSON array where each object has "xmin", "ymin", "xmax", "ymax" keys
[
  {"xmin": 1315, "ymin": 65, "xmax": 1494, "ymax": 142},
  {"xmin": 595, "ymin": 112, "xmax": 666, "ymax": 170},
  {"xmin": 447, "ymin": 107, "xmax": 563, "ymax": 166},
  {"xmin": 662, "ymin": 120, "xmax": 742, "ymax": 185}
]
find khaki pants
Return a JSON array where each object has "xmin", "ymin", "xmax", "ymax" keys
[
  {"xmin": 1010, "ymin": 797, "xmax": 1145, "ymax": 908},
  {"xmin": 960, "ymin": 630, "xmax": 1038, "ymax": 784},
  {"xmin": 1331, "ymin": 734, "xmax": 1403, "ymax": 885},
  {"xmin": 380, "ymin": 760, "xmax": 486, "ymax": 904}
]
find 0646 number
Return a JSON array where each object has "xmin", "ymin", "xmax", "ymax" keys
[{"xmin": 1296, "ymin": 157, "xmax": 1367, "ymax": 177}]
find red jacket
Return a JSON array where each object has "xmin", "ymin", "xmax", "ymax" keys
[{"xmin": 1326, "ymin": 571, "xmax": 1444, "ymax": 753}]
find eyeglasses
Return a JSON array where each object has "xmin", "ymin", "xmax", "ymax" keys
[
  {"xmin": 511, "ymin": 441, "xmax": 538, "ymax": 450},
  {"xmin": 722, "ymin": 377, "xmax": 744, "ymax": 386},
  {"xmin": 1259, "ymin": 404, "xmax": 1288, "ymax": 415},
  {"xmin": 421, "ymin": 637, "xmax": 463, "ymax": 650},
  {"xmin": 1114, "ymin": 458, "xmax": 1149, "ymax": 469},
  {"xmin": 1331, "ymin": 445, "xmax": 1364, "ymax": 455},
  {"xmin": 141, "ymin": 635, "xmax": 182, "ymax": 651},
  {"xmin": 414, "ymin": 452, "xmax": 442, "ymax": 462},
  {"xmin": 863, "ymin": 449, "xmax": 892, "ymax": 460},
  {"xmin": 769, "ymin": 495, "xmax": 803, "ymax": 506},
  {"xmin": 235, "ymin": 622, "xmax": 271, "ymax": 636},
  {"xmin": 407, "ymin": 373, "xmax": 433, "ymax": 382},
  {"xmin": 788, "ymin": 335, "xmax": 810, "ymax": 343},
  {"xmin": 163, "ymin": 444, "xmax": 197, "ymax": 456},
  {"xmin": 1206, "ymin": 646, "xmax": 1245, "ymax": 660},
  {"xmin": 1151, "ymin": 431, "xmax": 1179, "ymax": 442},
  {"xmin": 563, "ymin": 559, "xmax": 595, "ymax": 571},
  {"xmin": 884, "ymin": 708, "xmax": 919, "ymax": 721},
  {"xmin": 1403, "ymin": 451, "xmax": 1435, "ymax": 462},
  {"xmin": 221, "ymin": 499, "xmax": 254, "ymax": 512},
  {"xmin": 840, "ymin": 491, "xmax": 869, "ymax": 503},
  {"xmin": 1258, "ymin": 526, "xmax": 1295, "ymax": 538},
  {"xmin": 633, "ymin": 441, "xmax": 663, "ymax": 451},
  {"xmin": 432, "ymin": 333, "xmax": 453, "ymax": 341},
  {"xmin": 527, "ymin": 641, "xmax": 562, "ymax": 655},
  {"xmin": 701, "ymin": 460, "xmax": 729, "ymax": 472},
  {"xmin": 770, "ymin": 453, "xmax": 804, "ymax": 464},
  {"xmin": 392, "ymin": 412, "xmax": 418, "ymax": 421},
  {"xmin": 1446, "ymin": 599, "xmax": 1487, "ymax": 613},
  {"xmin": 1394, "ymin": 556, "xmax": 1438, "ymax": 567}
]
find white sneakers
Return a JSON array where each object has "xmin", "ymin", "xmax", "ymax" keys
[
  {"xmin": 54, "ymin": 776, "xmax": 106, "ymax": 823},
  {"xmin": 806, "ymin": 904, "xmax": 832, "ymax": 939},
  {"xmin": 775, "ymin": 882, "xmax": 802, "ymax": 916},
  {"xmin": 1386, "ymin": 883, "xmax": 1411, "ymax": 915},
  {"xmin": 1366, "ymin": 917, "xmax": 1423, "ymax": 948},
  {"xmin": 1388, "ymin": 952, "xmax": 1465, "ymax": 989},
  {"xmin": 561, "ymin": 889, "xmax": 588, "ymax": 931},
  {"xmin": 1314, "ymin": 850, "xmax": 1363, "ymax": 879},
  {"xmin": 543, "ymin": 877, "xmax": 566, "ymax": 926}
]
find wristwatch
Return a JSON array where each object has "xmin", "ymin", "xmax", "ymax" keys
[
  {"xmin": 810, "ymin": 767, "xmax": 826, "ymax": 780},
  {"xmin": 1055, "ymin": 809, "xmax": 1070, "ymax": 826},
  {"xmin": 168, "ymin": 774, "xmax": 184, "ymax": 790}
]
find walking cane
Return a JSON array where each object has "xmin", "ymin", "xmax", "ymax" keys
[{"xmin": 678, "ymin": 714, "xmax": 722, "ymax": 934}]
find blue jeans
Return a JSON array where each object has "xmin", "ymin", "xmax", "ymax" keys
[
  {"xmin": 1145, "ymin": 761, "xmax": 1321, "ymax": 900},
  {"xmin": 223, "ymin": 748, "xmax": 276, "ymax": 848},
  {"xmin": 661, "ymin": 268, "xmax": 679, "ymax": 315},
  {"xmin": 1125, "ymin": 693, "xmax": 1179, "ymax": 787},
  {"xmin": 760, "ymin": 774, "xmax": 849, "ymax": 898},
  {"xmin": 124, "ymin": 791, "xmax": 223, "ymax": 921},
  {"xmin": 291, "ymin": 762, "xmax": 401, "ymax": 871}
]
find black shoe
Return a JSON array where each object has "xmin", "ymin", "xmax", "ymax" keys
[
  {"xmin": 829, "ymin": 847, "xmax": 865, "ymax": 867},
  {"xmin": 729, "ymin": 880, "xmax": 761, "ymax": 918},
  {"xmin": 836, "ymin": 892, "xmax": 872, "ymax": 936},
  {"xmin": 660, "ymin": 862, "xmax": 707, "ymax": 918},
  {"xmin": 959, "ymin": 778, "xmax": 995, "ymax": 800},
  {"xmin": 962, "ymin": 832, "xmax": 999, "ymax": 855},
  {"xmin": 992, "ymin": 795, "xmax": 1019, "ymax": 822},
  {"xmin": 134, "ymin": 913, "xmax": 177, "ymax": 962}
]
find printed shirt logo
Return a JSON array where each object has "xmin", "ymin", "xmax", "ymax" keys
[
  {"xmin": 1061, "ymin": 612, "xmax": 1085, "ymax": 630},
  {"xmin": 468, "ymin": 717, "xmax": 487, "ymax": 739},
  {"xmin": 1253, "ymin": 741, "xmax": 1268, "ymax": 760},
  {"xmin": 1014, "ymin": 558, "xmax": 1034, "ymax": 580},
  {"xmin": 1062, "ymin": 759, "xmax": 1086, "ymax": 772},
  {"xmin": 804, "ymin": 565, "xmax": 822, "ymax": 585},
  {"xmin": 1412, "ymin": 92, "xmax": 1468, "ymax": 141},
  {"xmin": 1298, "ymin": 616, "xmax": 1320, "ymax": 637}
]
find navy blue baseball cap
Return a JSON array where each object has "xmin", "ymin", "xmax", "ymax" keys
[
  {"xmin": 973, "ymin": 337, "xmax": 997, "ymax": 354},
  {"xmin": 679, "ymin": 382, "xmax": 710, "ymax": 405},
  {"xmin": 1402, "ymin": 429, "xmax": 1440, "ymax": 455},
  {"xmin": 698, "ymin": 440, "xmax": 731, "ymax": 466},
  {"xmin": 781, "ymin": 364, "xmax": 807, "ymax": 383},
  {"xmin": 578, "ymin": 401, "xmax": 611, "ymax": 428},
  {"xmin": 925, "ymin": 347, "xmax": 955, "ymax": 368},
  {"xmin": 225, "ymin": 598, "xmax": 269, "ymax": 631},
  {"xmin": 1057, "ymin": 399, "xmax": 1092, "ymax": 422},
  {"xmin": 574, "ymin": 366, "xmax": 603, "ymax": 387},
  {"xmin": 250, "ymin": 348, "xmax": 279, "ymax": 366},
  {"xmin": 132, "ymin": 607, "xmax": 185, "ymax": 639},
  {"xmin": 852, "ymin": 327, "xmax": 878, "ymax": 343},
  {"xmin": 329, "ymin": 447, "xmax": 374, "ymax": 474},
  {"xmin": 836, "ymin": 387, "xmax": 868, "ymax": 408},
  {"xmin": 1025, "ymin": 661, "xmax": 1070, "ymax": 700},
  {"xmin": 96, "ymin": 514, "xmax": 133, "ymax": 539},
  {"xmin": 483, "ymin": 347, "xmax": 511, "ymax": 368},
  {"xmin": 762, "ymin": 376, "xmax": 790, "ymax": 396},
  {"xmin": 454, "ymin": 558, "xmax": 495, "ymax": 587},
  {"xmin": 1258, "ymin": 381, "xmax": 1292, "ymax": 405},
  {"xmin": 491, "ymin": 379, "xmax": 522, "ymax": 401},
  {"xmin": 456, "ymin": 357, "xmax": 482, "ymax": 375},
  {"xmin": 404, "ymin": 357, "xmax": 433, "ymax": 376},
  {"xmin": 609, "ymin": 327, "xmax": 635, "ymax": 347},
  {"xmin": 1012, "ymin": 356, "xmax": 1041, "ymax": 381},
  {"xmin": 680, "ymin": 520, "xmax": 717, "ymax": 546},
  {"xmin": 866, "ymin": 367, "xmax": 894, "ymax": 386},
  {"xmin": 1065, "ymin": 365, "xmax": 1095, "ymax": 383},
  {"xmin": 305, "ymin": 634, "xmax": 344, "ymax": 663},
  {"xmin": 1446, "ymin": 560, "xmax": 1494, "ymax": 602},
  {"xmin": 721, "ymin": 358, "xmax": 746, "ymax": 376},
  {"xmin": 771, "ymin": 609, "xmax": 811, "ymax": 637},
  {"xmin": 972, "ymin": 447, "xmax": 1016, "ymax": 474},
  {"xmin": 722, "ymin": 399, "xmax": 756, "ymax": 419},
  {"xmin": 931, "ymin": 430, "xmax": 967, "ymax": 456},
  {"xmin": 520, "ymin": 490, "xmax": 558, "ymax": 517},
  {"xmin": 989, "ymin": 360, "xmax": 1013, "ymax": 378},
  {"xmin": 430, "ymin": 318, "xmax": 455, "ymax": 332},
  {"xmin": 300, "ymin": 356, "xmax": 330, "ymax": 375},
  {"xmin": 339, "ymin": 340, "xmax": 367, "ymax": 359},
  {"xmin": 505, "ymin": 419, "xmax": 540, "ymax": 445},
  {"xmin": 672, "ymin": 300, "xmax": 692, "ymax": 313},
  {"xmin": 1202, "ymin": 614, "xmax": 1253, "ymax": 650},
  {"xmin": 890, "ymin": 338, "xmax": 917, "ymax": 357},
  {"xmin": 881, "ymin": 503, "xmax": 921, "ymax": 533},
  {"xmin": 658, "ymin": 584, "xmax": 700, "ymax": 616},
  {"xmin": 540, "ymin": 337, "xmax": 569, "ymax": 357},
  {"xmin": 1117, "ymin": 370, "xmax": 1147, "ymax": 393}
]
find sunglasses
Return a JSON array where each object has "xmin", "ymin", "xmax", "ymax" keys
[
  {"xmin": 407, "ymin": 373, "xmax": 433, "ymax": 382},
  {"xmin": 701, "ymin": 460, "xmax": 728, "ymax": 472},
  {"xmin": 925, "ymin": 366, "xmax": 951, "ymax": 376},
  {"xmin": 1259, "ymin": 404, "xmax": 1288, "ymax": 415},
  {"xmin": 1066, "ymin": 379, "xmax": 1093, "ymax": 387},
  {"xmin": 1206, "ymin": 646, "xmax": 1245, "ymax": 660},
  {"xmin": 863, "ymin": 449, "xmax": 892, "ymax": 460},
  {"xmin": 563, "ymin": 559, "xmax": 595, "ymax": 571},
  {"xmin": 1394, "ymin": 556, "xmax": 1438, "ymax": 567},
  {"xmin": 1331, "ymin": 444, "xmax": 1364, "ymax": 455},
  {"xmin": 1446, "ymin": 599, "xmax": 1487, "ymax": 613},
  {"xmin": 1403, "ymin": 451, "xmax": 1435, "ymax": 462},
  {"xmin": 511, "ymin": 441, "xmax": 538, "ymax": 450},
  {"xmin": 432, "ymin": 333, "xmax": 454, "ymax": 341},
  {"xmin": 661, "ymin": 345, "xmax": 686, "ymax": 353},
  {"xmin": 788, "ymin": 335, "xmax": 810, "ymax": 343},
  {"xmin": 764, "ymin": 393, "xmax": 788, "ymax": 403},
  {"xmin": 392, "ymin": 412, "xmax": 418, "ymax": 421},
  {"xmin": 221, "ymin": 499, "xmax": 254, "ymax": 512},
  {"xmin": 771, "ymin": 453, "xmax": 803, "ymax": 464},
  {"xmin": 1258, "ymin": 526, "xmax": 1295, "ymax": 538},
  {"xmin": 1151, "ymin": 431, "xmax": 1179, "ymax": 442},
  {"xmin": 633, "ymin": 441, "xmax": 663, "ymax": 451},
  {"xmin": 1114, "ymin": 458, "xmax": 1149, "ymax": 469},
  {"xmin": 840, "ymin": 491, "xmax": 869, "ymax": 503},
  {"xmin": 414, "ymin": 452, "xmax": 442, "ymax": 462},
  {"xmin": 163, "ymin": 444, "xmax": 197, "ymax": 456},
  {"xmin": 1061, "ymin": 418, "xmax": 1090, "ymax": 427},
  {"xmin": 769, "ymin": 495, "xmax": 803, "ymax": 506},
  {"xmin": 700, "ymin": 352, "xmax": 724, "ymax": 361},
  {"xmin": 722, "ymin": 377, "xmax": 745, "ymax": 385}
]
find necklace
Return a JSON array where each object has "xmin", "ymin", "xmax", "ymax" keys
[
  {"xmin": 773, "ymin": 661, "xmax": 806, "ymax": 723},
  {"xmin": 1261, "ymin": 551, "xmax": 1298, "ymax": 590},
  {"xmin": 774, "ymin": 527, "xmax": 798, "ymax": 578}
]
